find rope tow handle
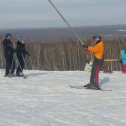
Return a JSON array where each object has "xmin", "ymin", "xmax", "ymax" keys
[{"xmin": 48, "ymin": 0, "xmax": 85, "ymax": 45}]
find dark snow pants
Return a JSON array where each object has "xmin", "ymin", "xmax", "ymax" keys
[
  {"xmin": 16, "ymin": 55, "xmax": 25, "ymax": 75},
  {"xmin": 5, "ymin": 54, "xmax": 15, "ymax": 75},
  {"xmin": 90, "ymin": 58, "xmax": 104, "ymax": 86}
]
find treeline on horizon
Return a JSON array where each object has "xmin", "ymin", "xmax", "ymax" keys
[{"xmin": 0, "ymin": 35, "xmax": 126, "ymax": 73}]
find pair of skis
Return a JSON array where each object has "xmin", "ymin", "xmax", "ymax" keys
[
  {"xmin": 70, "ymin": 86, "xmax": 112, "ymax": 91},
  {"xmin": 8, "ymin": 74, "xmax": 28, "ymax": 79}
]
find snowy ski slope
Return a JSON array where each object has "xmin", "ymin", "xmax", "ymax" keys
[{"xmin": 0, "ymin": 69, "xmax": 126, "ymax": 126}]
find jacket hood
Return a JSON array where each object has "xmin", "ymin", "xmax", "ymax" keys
[{"xmin": 120, "ymin": 50, "xmax": 125, "ymax": 55}]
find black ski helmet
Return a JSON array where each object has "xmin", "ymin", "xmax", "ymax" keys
[{"xmin": 92, "ymin": 35, "xmax": 101, "ymax": 41}]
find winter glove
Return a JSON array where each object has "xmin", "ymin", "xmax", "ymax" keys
[
  {"xmin": 82, "ymin": 44, "xmax": 88, "ymax": 48},
  {"xmin": 27, "ymin": 53, "xmax": 31, "ymax": 57},
  {"xmin": 25, "ymin": 51, "xmax": 31, "ymax": 57}
]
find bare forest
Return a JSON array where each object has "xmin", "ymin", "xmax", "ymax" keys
[{"xmin": 0, "ymin": 35, "xmax": 126, "ymax": 73}]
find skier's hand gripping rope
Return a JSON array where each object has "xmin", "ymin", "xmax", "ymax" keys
[{"xmin": 82, "ymin": 44, "xmax": 88, "ymax": 49}]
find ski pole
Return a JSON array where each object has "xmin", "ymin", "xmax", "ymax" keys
[
  {"xmin": 9, "ymin": 54, "xmax": 15, "ymax": 76},
  {"xmin": 16, "ymin": 56, "xmax": 24, "ymax": 76},
  {"xmin": 22, "ymin": 55, "xmax": 28, "ymax": 71},
  {"xmin": 29, "ymin": 56, "xmax": 35, "ymax": 70},
  {"xmin": 48, "ymin": 0, "xmax": 86, "ymax": 45}
]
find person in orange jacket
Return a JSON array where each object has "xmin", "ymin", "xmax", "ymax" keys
[{"xmin": 83, "ymin": 36, "xmax": 104, "ymax": 90}]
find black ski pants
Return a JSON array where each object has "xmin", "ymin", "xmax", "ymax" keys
[
  {"xmin": 16, "ymin": 55, "xmax": 25, "ymax": 75},
  {"xmin": 5, "ymin": 54, "xmax": 15, "ymax": 75}
]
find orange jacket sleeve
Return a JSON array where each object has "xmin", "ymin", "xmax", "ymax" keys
[{"xmin": 87, "ymin": 41, "xmax": 104, "ymax": 59}]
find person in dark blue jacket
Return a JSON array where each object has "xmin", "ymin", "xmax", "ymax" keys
[
  {"xmin": 2, "ymin": 33, "xmax": 16, "ymax": 77},
  {"xmin": 16, "ymin": 38, "xmax": 30, "ymax": 76}
]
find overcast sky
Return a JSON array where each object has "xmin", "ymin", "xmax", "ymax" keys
[{"xmin": 0, "ymin": 0, "xmax": 126, "ymax": 29}]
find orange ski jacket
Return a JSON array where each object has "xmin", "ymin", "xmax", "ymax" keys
[{"xmin": 87, "ymin": 41, "xmax": 104, "ymax": 59}]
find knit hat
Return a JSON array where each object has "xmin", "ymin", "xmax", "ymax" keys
[
  {"xmin": 120, "ymin": 49, "xmax": 125, "ymax": 55},
  {"xmin": 5, "ymin": 33, "xmax": 12, "ymax": 38}
]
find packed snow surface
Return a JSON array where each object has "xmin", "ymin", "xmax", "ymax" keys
[{"xmin": 0, "ymin": 70, "xmax": 126, "ymax": 126}]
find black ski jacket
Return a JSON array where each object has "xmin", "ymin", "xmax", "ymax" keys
[
  {"xmin": 16, "ymin": 41, "xmax": 28, "ymax": 57},
  {"xmin": 2, "ymin": 39, "xmax": 15, "ymax": 56}
]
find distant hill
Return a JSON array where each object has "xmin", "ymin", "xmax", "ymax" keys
[{"xmin": 0, "ymin": 24, "xmax": 126, "ymax": 42}]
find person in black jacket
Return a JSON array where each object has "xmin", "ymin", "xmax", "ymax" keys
[
  {"xmin": 16, "ymin": 38, "xmax": 29, "ymax": 76},
  {"xmin": 2, "ymin": 33, "xmax": 16, "ymax": 77}
]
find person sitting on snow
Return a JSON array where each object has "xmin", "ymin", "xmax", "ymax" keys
[{"xmin": 82, "ymin": 36, "xmax": 105, "ymax": 90}]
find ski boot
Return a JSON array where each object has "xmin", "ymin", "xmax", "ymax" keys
[
  {"xmin": 87, "ymin": 84, "xmax": 101, "ymax": 90},
  {"xmin": 84, "ymin": 83, "xmax": 93, "ymax": 88}
]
